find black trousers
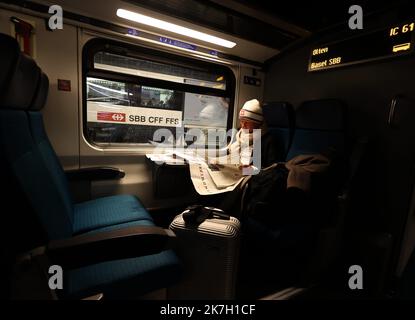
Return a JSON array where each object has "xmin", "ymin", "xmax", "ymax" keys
[{"xmin": 198, "ymin": 176, "xmax": 251, "ymax": 219}]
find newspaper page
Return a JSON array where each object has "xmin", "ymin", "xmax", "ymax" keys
[
  {"xmin": 206, "ymin": 163, "xmax": 243, "ymax": 188},
  {"xmin": 189, "ymin": 162, "xmax": 244, "ymax": 195},
  {"xmin": 147, "ymin": 151, "xmax": 246, "ymax": 195}
]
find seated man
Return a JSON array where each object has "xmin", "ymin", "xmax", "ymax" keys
[
  {"xmin": 209, "ymin": 99, "xmax": 278, "ymax": 171},
  {"xmin": 200, "ymin": 100, "xmax": 343, "ymax": 223},
  {"xmin": 203, "ymin": 99, "xmax": 279, "ymax": 216},
  {"xmin": 227, "ymin": 98, "xmax": 278, "ymax": 170}
]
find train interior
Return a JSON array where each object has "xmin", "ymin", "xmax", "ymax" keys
[{"xmin": 1, "ymin": 0, "xmax": 415, "ymax": 300}]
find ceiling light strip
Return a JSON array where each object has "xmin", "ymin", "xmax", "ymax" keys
[{"xmin": 117, "ymin": 8, "xmax": 237, "ymax": 48}]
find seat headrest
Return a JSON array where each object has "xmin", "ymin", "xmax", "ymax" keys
[
  {"xmin": 262, "ymin": 102, "xmax": 294, "ymax": 127},
  {"xmin": 0, "ymin": 33, "xmax": 20, "ymax": 95},
  {"xmin": 296, "ymin": 99, "xmax": 346, "ymax": 131},
  {"xmin": 31, "ymin": 73, "xmax": 49, "ymax": 111},
  {"xmin": 0, "ymin": 33, "xmax": 41, "ymax": 110}
]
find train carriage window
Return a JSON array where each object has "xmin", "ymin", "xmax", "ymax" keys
[
  {"xmin": 94, "ymin": 52, "xmax": 227, "ymax": 90},
  {"xmin": 83, "ymin": 39, "xmax": 235, "ymax": 148}
]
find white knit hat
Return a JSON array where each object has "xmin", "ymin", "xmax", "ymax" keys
[{"xmin": 239, "ymin": 99, "xmax": 263, "ymax": 124}]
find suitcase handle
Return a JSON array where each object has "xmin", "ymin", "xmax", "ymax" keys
[
  {"xmin": 183, "ymin": 206, "xmax": 230, "ymax": 226},
  {"xmin": 204, "ymin": 207, "xmax": 230, "ymax": 220}
]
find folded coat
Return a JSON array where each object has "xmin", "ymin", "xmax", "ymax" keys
[{"xmin": 285, "ymin": 154, "xmax": 331, "ymax": 192}]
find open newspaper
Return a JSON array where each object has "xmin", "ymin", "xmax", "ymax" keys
[
  {"xmin": 189, "ymin": 161, "xmax": 245, "ymax": 195},
  {"xmin": 146, "ymin": 151, "xmax": 245, "ymax": 195}
]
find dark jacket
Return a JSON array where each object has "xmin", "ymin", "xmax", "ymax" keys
[{"xmin": 243, "ymin": 152, "xmax": 342, "ymax": 225}]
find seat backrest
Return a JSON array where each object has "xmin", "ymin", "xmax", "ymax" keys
[
  {"xmin": 262, "ymin": 102, "xmax": 295, "ymax": 162},
  {"xmin": 28, "ymin": 72, "xmax": 74, "ymax": 217},
  {"xmin": 287, "ymin": 99, "xmax": 347, "ymax": 160},
  {"xmin": 0, "ymin": 33, "xmax": 73, "ymax": 241}
]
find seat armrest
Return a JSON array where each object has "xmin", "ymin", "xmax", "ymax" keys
[
  {"xmin": 65, "ymin": 167, "xmax": 125, "ymax": 181},
  {"xmin": 47, "ymin": 226, "xmax": 176, "ymax": 269}
]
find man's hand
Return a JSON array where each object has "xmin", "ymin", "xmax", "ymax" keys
[{"xmin": 239, "ymin": 165, "xmax": 260, "ymax": 176}]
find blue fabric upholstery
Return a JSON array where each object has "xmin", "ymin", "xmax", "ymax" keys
[
  {"xmin": 25, "ymin": 72, "xmax": 180, "ymax": 299},
  {"xmin": 287, "ymin": 130, "xmax": 345, "ymax": 160},
  {"xmin": 0, "ymin": 110, "xmax": 73, "ymax": 240},
  {"xmin": 287, "ymin": 99, "xmax": 346, "ymax": 160},
  {"xmin": 64, "ymin": 220, "xmax": 180, "ymax": 299},
  {"xmin": 29, "ymin": 111, "xmax": 74, "ymax": 223},
  {"xmin": 0, "ymin": 33, "xmax": 182, "ymax": 299},
  {"xmin": 262, "ymin": 102, "xmax": 295, "ymax": 162},
  {"xmin": 73, "ymin": 195, "xmax": 153, "ymax": 234},
  {"xmin": 65, "ymin": 248, "xmax": 181, "ymax": 299},
  {"xmin": 27, "ymin": 112, "xmax": 154, "ymax": 235},
  {"xmin": 268, "ymin": 128, "xmax": 291, "ymax": 161},
  {"xmin": 0, "ymin": 111, "xmax": 182, "ymax": 298},
  {"xmin": 85, "ymin": 218, "xmax": 155, "ymax": 233}
]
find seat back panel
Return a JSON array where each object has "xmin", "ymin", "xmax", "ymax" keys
[
  {"xmin": 0, "ymin": 110, "xmax": 73, "ymax": 239},
  {"xmin": 263, "ymin": 102, "xmax": 295, "ymax": 162},
  {"xmin": 29, "ymin": 111, "xmax": 74, "ymax": 215},
  {"xmin": 288, "ymin": 99, "xmax": 346, "ymax": 160}
]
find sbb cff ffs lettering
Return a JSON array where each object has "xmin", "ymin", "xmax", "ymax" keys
[
  {"xmin": 165, "ymin": 118, "xmax": 179, "ymax": 125},
  {"xmin": 129, "ymin": 115, "xmax": 146, "ymax": 123},
  {"xmin": 128, "ymin": 115, "xmax": 179, "ymax": 125}
]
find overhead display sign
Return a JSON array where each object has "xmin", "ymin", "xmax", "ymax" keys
[
  {"xmin": 308, "ymin": 21, "xmax": 415, "ymax": 72},
  {"xmin": 87, "ymin": 102, "xmax": 183, "ymax": 127}
]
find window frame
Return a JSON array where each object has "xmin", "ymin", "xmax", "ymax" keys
[{"xmin": 82, "ymin": 38, "xmax": 236, "ymax": 149}]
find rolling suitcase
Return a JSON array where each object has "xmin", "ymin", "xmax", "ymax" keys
[{"xmin": 168, "ymin": 209, "xmax": 241, "ymax": 300}]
